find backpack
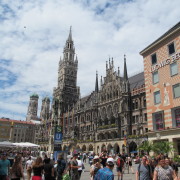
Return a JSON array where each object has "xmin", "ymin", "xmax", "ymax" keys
[
  {"xmin": 57, "ymin": 159, "xmax": 66, "ymax": 175},
  {"xmin": 117, "ymin": 158, "xmax": 124, "ymax": 167}
]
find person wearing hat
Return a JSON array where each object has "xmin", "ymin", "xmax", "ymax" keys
[
  {"xmin": 0, "ymin": 153, "xmax": 10, "ymax": 180},
  {"xmin": 90, "ymin": 155, "xmax": 102, "ymax": 180},
  {"xmin": 70, "ymin": 154, "xmax": 80, "ymax": 180},
  {"xmin": 94, "ymin": 157, "xmax": 115, "ymax": 180}
]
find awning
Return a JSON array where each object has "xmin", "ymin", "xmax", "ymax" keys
[{"xmin": 130, "ymin": 151, "xmax": 138, "ymax": 153}]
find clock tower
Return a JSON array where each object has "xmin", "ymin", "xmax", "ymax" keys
[{"xmin": 52, "ymin": 27, "xmax": 80, "ymax": 124}]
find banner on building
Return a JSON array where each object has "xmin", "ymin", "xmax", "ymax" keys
[{"xmin": 54, "ymin": 125, "xmax": 63, "ymax": 144}]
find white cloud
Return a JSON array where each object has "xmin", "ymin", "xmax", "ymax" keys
[{"xmin": 0, "ymin": 0, "xmax": 180, "ymax": 120}]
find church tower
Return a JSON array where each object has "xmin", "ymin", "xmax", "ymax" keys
[
  {"xmin": 26, "ymin": 93, "xmax": 39, "ymax": 121},
  {"xmin": 40, "ymin": 97, "xmax": 50, "ymax": 121},
  {"xmin": 52, "ymin": 27, "xmax": 80, "ymax": 124},
  {"xmin": 121, "ymin": 55, "xmax": 132, "ymax": 136}
]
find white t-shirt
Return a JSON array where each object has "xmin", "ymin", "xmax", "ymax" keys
[
  {"xmin": 77, "ymin": 159, "xmax": 83, "ymax": 171},
  {"xmin": 26, "ymin": 159, "xmax": 33, "ymax": 168}
]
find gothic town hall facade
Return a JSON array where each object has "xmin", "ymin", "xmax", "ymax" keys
[{"xmin": 27, "ymin": 29, "xmax": 148, "ymax": 155}]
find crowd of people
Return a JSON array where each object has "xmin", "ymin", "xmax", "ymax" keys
[{"xmin": 0, "ymin": 150, "xmax": 179, "ymax": 180}]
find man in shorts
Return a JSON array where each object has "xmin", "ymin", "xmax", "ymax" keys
[{"xmin": 116, "ymin": 155, "xmax": 124, "ymax": 180}]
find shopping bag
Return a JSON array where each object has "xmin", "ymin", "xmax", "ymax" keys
[{"xmin": 62, "ymin": 174, "xmax": 70, "ymax": 180}]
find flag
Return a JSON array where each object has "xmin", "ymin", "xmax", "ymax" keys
[{"xmin": 124, "ymin": 136, "xmax": 127, "ymax": 146}]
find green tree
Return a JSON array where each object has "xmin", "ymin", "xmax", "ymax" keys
[
  {"xmin": 152, "ymin": 141, "xmax": 174, "ymax": 156},
  {"xmin": 138, "ymin": 140, "xmax": 153, "ymax": 155}
]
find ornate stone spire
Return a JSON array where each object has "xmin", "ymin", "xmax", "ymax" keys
[{"xmin": 124, "ymin": 54, "xmax": 128, "ymax": 81}]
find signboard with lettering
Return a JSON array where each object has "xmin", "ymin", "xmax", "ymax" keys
[
  {"xmin": 54, "ymin": 126, "xmax": 63, "ymax": 144},
  {"xmin": 151, "ymin": 52, "xmax": 180, "ymax": 73}
]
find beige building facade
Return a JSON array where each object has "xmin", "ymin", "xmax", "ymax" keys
[{"xmin": 140, "ymin": 22, "xmax": 180, "ymax": 156}]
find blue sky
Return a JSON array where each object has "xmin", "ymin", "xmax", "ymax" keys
[{"xmin": 0, "ymin": 0, "xmax": 180, "ymax": 120}]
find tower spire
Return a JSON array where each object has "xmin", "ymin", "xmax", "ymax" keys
[
  {"xmin": 123, "ymin": 54, "xmax": 128, "ymax": 81},
  {"xmin": 68, "ymin": 26, "xmax": 72, "ymax": 41},
  {"xmin": 95, "ymin": 71, "xmax": 99, "ymax": 92}
]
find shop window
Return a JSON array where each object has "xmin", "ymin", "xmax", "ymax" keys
[
  {"xmin": 153, "ymin": 111, "xmax": 164, "ymax": 130},
  {"xmin": 172, "ymin": 107, "xmax": 180, "ymax": 128},
  {"xmin": 152, "ymin": 71, "xmax": 159, "ymax": 84},
  {"xmin": 154, "ymin": 91, "xmax": 161, "ymax": 104},
  {"xmin": 168, "ymin": 42, "xmax": 175, "ymax": 55},
  {"xmin": 170, "ymin": 62, "xmax": 178, "ymax": 76},
  {"xmin": 151, "ymin": 53, "xmax": 157, "ymax": 65},
  {"xmin": 173, "ymin": 83, "xmax": 180, "ymax": 98}
]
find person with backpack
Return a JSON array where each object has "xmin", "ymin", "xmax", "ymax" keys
[
  {"xmin": 136, "ymin": 156, "xmax": 152, "ymax": 180},
  {"xmin": 116, "ymin": 154, "xmax": 124, "ymax": 180},
  {"xmin": 57, "ymin": 154, "xmax": 66, "ymax": 180}
]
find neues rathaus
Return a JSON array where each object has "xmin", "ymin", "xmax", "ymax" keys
[{"xmin": 26, "ymin": 28, "xmax": 148, "ymax": 155}]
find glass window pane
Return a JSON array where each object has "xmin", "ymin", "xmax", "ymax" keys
[
  {"xmin": 153, "ymin": 71, "xmax": 159, "ymax": 84},
  {"xmin": 175, "ymin": 108, "xmax": 180, "ymax": 128},
  {"xmin": 173, "ymin": 84, "xmax": 180, "ymax": 98},
  {"xmin": 151, "ymin": 53, "xmax": 157, "ymax": 65},
  {"xmin": 170, "ymin": 62, "xmax": 178, "ymax": 76},
  {"xmin": 154, "ymin": 91, "xmax": 161, "ymax": 104},
  {"xmin": 168, "ymin": 43, "xmax": 175, "ymax": 55},
  {"xmin": 154, "ymin": 113, "xmax": 164, "ymax": 130}
]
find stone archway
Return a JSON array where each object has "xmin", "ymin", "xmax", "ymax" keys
[
  {"xmin": 101, "ymin": 144, "xmax": 106, "ymax": 152},
  {"xmin": 82, "ymin": 145, "xmax": 86, "ymax": 152},
  {"xmin": 129, "ymin": 141, "xmax": 137, "ymax": 153},
  {"xmin": 114, "ymin": 143, "xmax": 120, "ymax": 154},
  {"xmin": 89, "ymin": 144, "xmax": 93, "ymax": 151},
  {"xmin": 107, "ymin": 144, "xmax": 113, "ymax": 154}
]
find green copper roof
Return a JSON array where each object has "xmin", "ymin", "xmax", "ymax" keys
[{"xmin": 30, "ymin": 93, "xmax": 39, "ymax": 98}]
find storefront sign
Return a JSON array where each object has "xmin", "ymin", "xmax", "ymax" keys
[{"xmin": 151, "ymin": 52, "xmax": 180, "ymax": 73}]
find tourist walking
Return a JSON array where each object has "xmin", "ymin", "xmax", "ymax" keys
[
  {"xmin": 0, "ymin": 153, "xmax": 10, "ymax": 180},
  {"xmin": 26, "ymin": 156, "xmax": 34, "ymax": 180},
  {"xmin": 90, "ymin": 155, "xmax": 102, "ymax": 180},
  {"xmin": 94, "ymin": 157, "xmax": 115, "ymax": 180},
  {"xmin": 127, "ymin": 156, "xmax": 134, "ymax": 173},
  {"xmin": 57, "ymin": 154, "xmax": 66, "ymax": 180},
  {"xmin": 43, "ymin": 158, "xmax": 54, "ymax": 180},
  {"xmin": 11, "ymin": 156, "xmax": 25, "ymax": 180},
  {"xmin": 153, "ymin": 156, "xmax": 178, "ymax": 180},
  {"xmin": 136, "ymin": 155, "xmax": 152, "ymax": 180},
  {"xmin": 116, "ymin": 154, "xmax": 124, "ymax": 180},
  {"xmin": 32, "ymin": 156, "xmax": 44, "ymax": 180},
  {"xmin": 77, "ymin": 156, "xmax": 84, "ymax": 179},
  {"xmin": 70, "ymin": 154, "xmax": 80, "ymax": 180},
  {"xmin": 82, "ymin": 153, "xmax": 87, "ymax": 163}
]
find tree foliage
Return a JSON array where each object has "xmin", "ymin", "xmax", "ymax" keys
[
  {"xmin": 152, "ymin": 141, "xmax": 174, "ymax": 155},
  {"xmin": 138, "ymin": 140, "xmax": 153, "ymax": 155}
]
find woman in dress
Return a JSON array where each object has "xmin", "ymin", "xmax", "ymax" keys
[
  {"xmin": 11, "ymin": 156, "xmax": 25, "ymax": 180},
  {"xmin": 32, "ymin": 157, "xmax": 44, "ymax": 180},
  {"xmin": 153, "ymin": 156, "xmax": 177, "ymax": 180}
]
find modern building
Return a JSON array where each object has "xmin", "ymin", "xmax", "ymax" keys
[
  {"xmin": 0, "ymin": 118, "xmax": 36, "ymax": 143},
  {"xmin": 140, "ymin": 22, "xmax": 180, "ymax": 156}
]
